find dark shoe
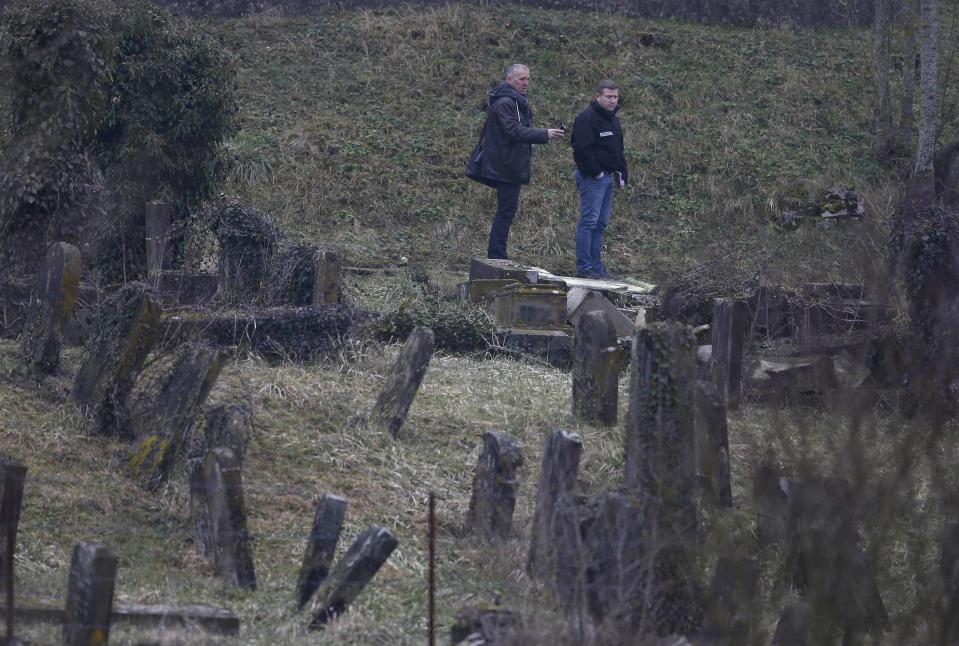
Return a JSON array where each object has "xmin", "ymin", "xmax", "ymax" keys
[
  {"xmin": 596, "ymin": 269, "xmax": 618, "ymax": 280},
  {"xmin": 575, "ymin": 270, "xmax": 602, "ymax": 279}
]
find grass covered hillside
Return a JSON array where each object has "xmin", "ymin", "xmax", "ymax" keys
[{"xmin": 210, "ymin": 4, "xmax": 891, "ymax": 288}]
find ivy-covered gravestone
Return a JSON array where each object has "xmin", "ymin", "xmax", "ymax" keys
[{"xmin": 20, "ymin": 242, "xmax": 82, "ymax": 374}]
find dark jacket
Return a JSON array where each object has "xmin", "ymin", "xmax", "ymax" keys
[
  {"xmin": 474, "ymin": 82, "xmax": 549, "ymax": 185},
  {"xmin": 571, "ymin": 101, "xmax": 628, "ymax": 184}
]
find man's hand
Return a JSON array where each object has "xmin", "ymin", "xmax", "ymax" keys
[{"xmin": 546, "ymin": 128, "xmax": 565, "ymax": 141}]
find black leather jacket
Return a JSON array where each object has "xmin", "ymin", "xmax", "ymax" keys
[
  {"xmin": 571, "ymin": 101, "xmax": 628, "ymax": 184},
  {"xmin": 475, "ymin": 82, "xmax": 548, "ymax": 185}
]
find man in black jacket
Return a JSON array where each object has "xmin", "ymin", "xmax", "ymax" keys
[
  {"xmin": 473, "ymin": 64, "xmax": 565, "ymax": 260},
  {"xmin": 571, "ymin": 80, "xmax": 628, "ymax": 279}
]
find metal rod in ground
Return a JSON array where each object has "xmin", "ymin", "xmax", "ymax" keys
[
  {"xmin": 428, "ymin": 491, "xmax": 435, "ymax": 646},
  {"xmin": 4, "ymin": 480, "xmax": 15, "ymax": 642}
]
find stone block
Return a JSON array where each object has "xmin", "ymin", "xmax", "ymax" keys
[
  {"xmin": 467, "ymin": 279, "xmax": 518, "ymax": 303},
  {"xmin": 468, "ymin": 257, "xmax": 538, "ymax": 283},
  {"xmin": 494, "ymin": 283, "xmax": 567, "ymax": 329},
  {"xmin": 498, "ymin": 329, "xmax": 572, "ymax": 369},
  {"xmin": 566, "ymin": 286, "xmax": 634, "ymax": 338}
]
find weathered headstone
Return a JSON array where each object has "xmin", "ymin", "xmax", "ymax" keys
[
  {"xmin": 62, "ymin": 542, "xmax": 117, "ymax": 646},
  {"xmin": 71, "ymin": 283, "xmax": 162, "ymax": 437},
  {"xmin": 313, "ymin": 249, "xmax": 341, "ymax": 305},
  {"xmin": 694, "ymin": 380, "xmax": 732, "ymax": 508},
  {"xmin": 145, "ymin": 202, "xmax": 173, "ymax": 279},
  {"xmin": 572, "ymin": 311, "xmax": 620, "ymax": 427},
  {"xmin": 467, "ymin": 431, "xmax": 524, "ymax": 543},
  {"xmin": 625, "ymin": 323, "xmax": 697, "ymax": 519},
  {"xmin": 209, "ymin": 199, "xmax": 278, "ymax": 305},
  {"xmin": 308, "ymin": 526, "xmax": 398, "ymax": 629},
  {"xmin": 527, "ymin": 430, "xmax": 582, "ymax": 581},
  {"xmin": 201, "ymin": 404, "xmax": 253, "ymax": 465},
  {"xmin": 296, "ymin": 493, "xmax": 347, "ymax": 610},
  {"xmin": 0, "ymin": 460, "xmax": 26, "ymax": 590},
  {"xmin": 710, "ymin": 298, "xmax": 747, "ymax": 410},
  {"xmin": 19, "ymin": 242, "xmax": 82, "ymax": 374},
  {"xmin": 189, "ymin": 448, "xmax": 256, "ymax": 589},
  {"xmin": 753, "ymin": 462, "xmax": 789, "ymax": 549},
  {"xmin": 129, "ymin": 344, "xmax": 226, "ymax": 490},
  {"xmin": 370, "ymin": 326, "xmax": 434, "ymax": 438},
  {"xmin": 700, "ymin": 556, "xmax": 759, "ymax": 644}
]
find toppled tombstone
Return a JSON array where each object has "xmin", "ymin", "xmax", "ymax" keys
[
  {"xmin": 296, "ymin": 493, "xmax": 347, "ymax": 610},
  {"xmin": 307, "ymin": 525, "xmax": 398, "ymax": 629},
  {"xmin": 71, "ymin": 283, "xmax": 162, "ymax": 437},
  {"xmin": 780, "ymin": 186, "xmax": 864, "ymax": 228},
  {"xmin": 189, "ymin": 447, "xmax": 256, "ymax": 589},
  {"xmin": 19, "ymin": 242, "xmax": 82, "ymax": 374},
  {"xmin": 202, "ymin": 198, "xmax": 280, "ymax": 305},
  {"xmin": 129, "ymin": 344, "xmax": 226, "ymax": 490},
  {"xmin": 467, "ymin": 431, "xmax": 524, "ymax": 543},
  {"xmin": 566, "ymin": 286, "xmax": 634, "ymax": 338},
  {"xmin": 370, "ymin": 326, "xmax": 434, "ymax": 438}
]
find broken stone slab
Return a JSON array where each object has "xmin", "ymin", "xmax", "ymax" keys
[
  {"xmin": 626, "ymin": 323, "xmax": 698, "ymax": 525},
  {"xmin": 468, "ymin": 257, "xmax": 539, "ymax": 283},
  {"xmin": 700, "ymin": 556, "xmax": 759, "ymax": 643},
  {"xmin": 450, "ymin": 606, "xmax": 522, "ymax": 645},
  {"xmin": 527, "ymin": 430, "xmax": 582, "ymax": 581},
  {"xmin": 307, "ymin": 525, "xmax": 398, "ymax": 629},
  {"xmin": 467, "ymin": 278, "xmax": 518, "ymax": 303},
  {"xmin": 494, "ymin": 283, "xmax": 567, "ymax": 329},
  {"xmin": 566, "ymin": 286, "xmax": 634, "ymax": 338},
  {"xmin": 750, "ymin": 355, "xmax": 838, "ymax": 395},
  {"xmin": 694, "ymin": 380, "xmax": 732, "ymax": 508},
  {"xmin": 62, "ymin": 542, "xmax": 117, "ymax": 646},
  {"xmin": 129, "ymin": 344, "xmax": 226, "ymax": 490},
  {"xmin": 19, "ymin": 242, "xmax": 82, "ymax": 374},
  {"xmin": 145, "ymin": 201, "xmax": 173, "ymax": 279},
  {"xmin": 571, "ymin": 310, "xmax": 620, "ymax": 427},
  {"xmin": 71, "ymin": 283, "xmax": 163, "ymax": 437},
  {"xmin": 467, "ymin": 431, "xmax": 524, "ymax": 543},
  {"xmin": 296, "ymin": 493, "xmax": 348, "ymax": 610},
  {"xmin": 190, "ymin": 447, "xmax": 256, "ymax": 589},
  {"xmin": 370, "ymin": 326, "xmax": 434, "ymax": 438},
  {"xmin": 497, "ymin": 328, "xmax": 572, "ymax": 370},
  {"xmin": 0, "ymin": 459, "xmax": 27, "ymax": 586},
  {"xmin": 710, "ymin": 298, "xmax": 747, "ymax": 410}
]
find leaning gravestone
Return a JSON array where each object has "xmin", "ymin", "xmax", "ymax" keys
[
  {"xmin": 527, "ymin": 430, "xmax": 582, "ymax": 581},
  {"xmin": 467, "ymin": 431, "xmax": 524, "ymax": 543},
  {"xmin": 20, "ymin": 242, "xmax": 82, "ymax": 374},
  {"xmin": 571, "ymin": 311, "xmax": 620, "ymax": 427},
  {"xmin": 308, "ymin": 526, "xmax": 398, "ymax": 629},
  {"xmin": 71, "ymin": 283, "xmax": 162, "ymax": 437},
  {"xmin": 296, "ymin": 493, "xmax": 348, "ymax": 610},
  {"xmin": 62, "ymin": 542, "xmax": 117, "ymax": 646},
  {"xmin": 129, "ymin": 344, "xmax": 226, "ymax": 490},
  {"xmin": 710, "ymin": 298, "xmax": 748, "ymax": 410},
  {"xmin": 370, "ymin": 326, "xmax": 434, "ymax": 438},
  {"xmin": 190, "ymin": 447, "xmax": 256, "ymax": 589}
]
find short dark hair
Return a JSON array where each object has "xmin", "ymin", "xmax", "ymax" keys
[{"xmin": 596, "ymin": 80, "xmax": 619, "ymax": 94}]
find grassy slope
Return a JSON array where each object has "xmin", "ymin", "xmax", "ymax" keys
[
  {"xmin": 210, "ymin": 5, "xmax": 893, "ymax": 288},
  {"xmin": 4, "ymin": 4, "xmax": 959, "ymax": 645}
]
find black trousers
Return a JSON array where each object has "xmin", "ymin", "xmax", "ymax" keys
[{"xmin": 486, "ymin": 181, "xmax": 522, "ymax": 260}]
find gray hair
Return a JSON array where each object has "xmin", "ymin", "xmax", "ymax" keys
[{"xmin": 505, "ymin": 63, "xmax": 529, "ymax": 79}]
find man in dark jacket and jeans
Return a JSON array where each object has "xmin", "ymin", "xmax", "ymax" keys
[
  {"xmin": 571, "ymin": 80, "xmax": 628, "ymax": 279},
  {"xmin": 473, "ymin": 64, "xmax": 565, "ymax": 259}
]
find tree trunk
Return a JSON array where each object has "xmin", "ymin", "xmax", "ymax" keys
[
  {"xmin": 873, "ymin": 0, "xmax": 895, "ymax": 163},
  {"xmin": 897, "ymin": 0, "xmax": 918, "ymax": 161},
  {"xmin": 913, "ymin": 0, "xmax": 938, "ymax": 203}
]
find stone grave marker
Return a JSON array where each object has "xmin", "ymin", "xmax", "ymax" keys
[
  {"xmin": 467, "ymin": 431, "xmax": 524, "ymax": 543},
  {"xmin": 694, "ymin": 380, "xmax": 733, "ymax": 507},
  {"xmin": 190, "ymin": 447, "xmax": 256, "ymax": 589},
  {"xmin": 201, "ymin": 404, "xmax": 253, "ymax": 465},
  {"xmin": 296, "ymin": 493, "xmax": 347, "ymax": 610},
  {"xmin": 370, "ymin": 326, "xmax": 434, "ymax": 438},
  {"xmin": 566, "ymin": 286, "xmax": 634, "ymax": 338},
  {"xmin": 313, "ymin": 249, "xmax": 342, "ymax": 305},
  {"xmin": 527, "ymin": 430, "xmax": 582, "ymax": 582},
  {"xmin": 129, "ymin": 344, "xmax": 226, "ymax": 490},
  {"xmin": 62, "ymin": 542, "xmax": 117, "ymax": 646},
  {"xmin": 0, "ymin": 460, "xmax": 26, "ymax": 588},
  {"xmin": 19, "ymin": 242, "xmax": 82, "ymax": 374},
  {"xmin": 572, "ymin": 310, "xmax": 620, "ymax": 427},
  {"xmin": 71, "ymin": 283, "xmax": 162, "ymax": 437},
  {"xmin": 307, "ymin": 526, "xmax": 398, "ymax": 629},
  {"xmin": 710, "ymin": 298, "xmax": 747, "ymax": 410}
]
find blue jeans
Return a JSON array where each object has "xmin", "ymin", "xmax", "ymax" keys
[
  {"xmin": 487, "ymin": 182, "xmax": 522, "ymax": 260},
  {"xmin": 575, "ymin": 170, "xmax": 613, "ymax": 274}
]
